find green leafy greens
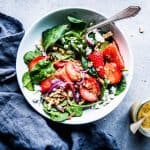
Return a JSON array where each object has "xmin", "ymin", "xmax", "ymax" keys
[
  {"xmin": 23, "ymin": 49, "xmax": 42, "ymax": 64},
  {"xmin": 43, "ymin": 101, "xmax": 83, "ymax": 122},
  {"xmin": 42, "ymin": 24, "xmax": 69, "ymax": 51},
  {"xmin": 22, "ymin": 72, "xmax": 34, "ymax": 91},
  {"xmin": 30, "ymin": 60, "xmax": 55, "ymax": 83},
  {"xmin": 81, "ymin": 56, "xmax": 98, "ymax": 76},
  {"xmin": 67, "ymin": 16, "xmax": 87, "ymax": 31},
  {"xmin": 43, "ymin": 104, "xmax": 69, "ymax": 122},
  {"xmin": 67, "ymin": 16, "xmax": 85, "ymax": 24},
  {"xmin": 115, "ymin": 76, "xmax": 127, "ymax": 96},
  {"xmin": 66, "ymin": 103, "xmax": 83, "ymax": 117}
]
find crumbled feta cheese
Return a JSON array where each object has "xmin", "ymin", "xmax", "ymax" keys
[
  {"xmin": 94, "ymin": 103, "xmax": 103, "ymax": 109},
  {"xmin": 64, "ymin": 45, "xmax": 69, "ymax": 49},
  {"xmin": 109, "ymin": 94, "xmax": 115, "ymax": 99},
  {"xmin": 61, "ymin": 37, "xmax": 65, "ymax": 43},
  {"xmin": 71, "ymin": 40, "xmax": 75, "ymax": 45},
  {"xmin": 34, "ymin": 85, "xmax": 41, "ymax": 91},
  {"xmin": 32, "ymin": 91, "xmax": 41, "ymax": 103},
  {"xmin": 89, "ymin": 22, "xmax": 94, "ymax": 26},
  {"xmin": 95, "ymin": 31, "xmax": 105, "ymax": 42},
  {"xmin": 110, "ymin": 86, "xmax": 116, "ymax": 94},
  {"xmin": 86, "ymin": 46, "xmax": 92, "ymax": 55},
  {"xmin": 78, "ymin": 44, "xmax": 83, "ymax": 49}
]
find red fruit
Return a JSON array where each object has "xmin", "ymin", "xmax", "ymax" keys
[
  {"xmin": 40, "ymin": 78, "xmax": 52, "ymax": 93},
  {"xmin": 55, "ymin": 66, "xmax": 72, "ymax": 83},
  {"xmin": 88, "ymin": 51, "xmax": 105, "ymax": 77},
  {"xmin": 55, "ymin": 66, "xmax": 74, "ymax": 90},
  {"xmin": 54, "ymin": 60, "xmax": 67, "ymax": 69},
  {"xmin": 103, "ymin": 42, "xmax": 125, "ymax": 70},
  {"xmin": 79, "ymin": 75, "xmax": 101, "ymax": 102},
  {"xmin": 80, "ymin": 87, "xmax": 97, "ymax": 102},
  {"xmin": 65, "ymin": 62, "xmax": 82, "ymax": 82},
  {"xmin": 28, "ymin": 56, "xmax": 46, "ymax": 70},
  {"xmin": 104, "ymin": 62, "xmax": 122, "ymax": 84}
]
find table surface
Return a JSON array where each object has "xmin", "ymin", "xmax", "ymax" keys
[{"xmin": 0, "ymin": 0, "xmax": 150, "ymax": 149}]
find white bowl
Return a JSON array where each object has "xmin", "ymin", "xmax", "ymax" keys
[{"xmin": 16, "ymin": 8, "xmax": 133, "ymax": 124}]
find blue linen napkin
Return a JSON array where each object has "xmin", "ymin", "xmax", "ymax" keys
[{"xmin": 0, "ymin": 13, "xmax": 119, "ymax": 150}]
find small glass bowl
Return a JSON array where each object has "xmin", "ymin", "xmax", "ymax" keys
[{"xmin": 131, "ymin": 100, "xmax": 150, "ymax": 137}]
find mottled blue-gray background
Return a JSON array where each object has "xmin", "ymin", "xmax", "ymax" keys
[{"xmin": 0, "ymin": 0, "xmax": 150, "ymax": 149}]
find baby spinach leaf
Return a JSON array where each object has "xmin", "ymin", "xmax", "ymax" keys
[
  {"xmin": 81, "ymin": 56, "xmax": 98, "ymax": 77},
  {"xmin": 49, "ymin": 111, "xmax": 69, "ymax": 122},
  {"xmin": 66, "ymin": 104, "xmax": 83, "ymax": 117},
  {"xmin": 22, "ymin": 72, "xmax": 34, "ymax": 91},
  {"xmin": 30, "ymin": 60, "xmax": 55, "ymax": 83},
  {"xmin": 60, "ymin": 100, "xmax": 68, "ymax": 107},
  {"xmin": 67, "ymin": 16, "xmax": 85, "ymax": 24},
  {"xmin": 23, "ymin": 50, "xmax": 42, "ymax": 64},
  {"xmin": 62, "ymin": 30, "xmax": 87, "ymax": 56},
  {"xmin": 81, "ymin": 56, "xmax": 88, "ymax": 69},
  {"xmin": 88, "ymin": 67, "xmax": 98, "ymax": 77},
  {"xmin": 43, "ymin": 104, "xmax": 69, "ymax": 122},
  {"xmin": 67, "ymin": 16, "xmax": 86, "ymax": 31},
  {"xmin": 115, "ymin": 77, "xmax": 127, "ymax": 96},
  {"xmin": 42, "ymin": 24, "xmax": 69, "ymax": 51}
]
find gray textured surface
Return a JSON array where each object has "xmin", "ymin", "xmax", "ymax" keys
[{"xmin": 0, "ymin": 0, "xmax": 150, "ymax": 149}]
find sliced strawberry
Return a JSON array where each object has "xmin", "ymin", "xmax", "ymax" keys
[
  {"xmin": 55, "ymin": 66, "xmax": 72, "ymax": 83},
  {"xmin": 40, "ymin": 78, "xmax": 52, "ymax": 93},
  {"xmin": 54, "ymin": 60, "xmax": 67, "ymax": 69},
  {"xmin": 28, "ymin": 56, "xmax": 46, "ymax": 70},
  {"xmin": 79, "ymin": 75, "xmax": 101, "ymax": 102},
  {"xmin": 88, "ymin": 51, "xmax": 105, "ymax": 77},
  {"xmin": 65, "ymin": 62, "xmax": 82, "ymax": 82},
  {"xmin": 80, "ymin": 87, "xmax": 97, "ymax": 102},
  {"xmin": 103, "ymin": 42, "xmax": 125, "ymax": 70},
  {"xmin": 104, "ymin": 62, "xmax": 122, "ymax": 84}
]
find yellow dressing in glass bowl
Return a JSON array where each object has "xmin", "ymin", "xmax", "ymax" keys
[{"xmin": 137, "ymin": 102, "xmax": 150, "ymax": 128}]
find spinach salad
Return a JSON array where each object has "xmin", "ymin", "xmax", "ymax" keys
[{"xmin": 22, "ymin": 16, "xmax": 127, "ymax": 122}]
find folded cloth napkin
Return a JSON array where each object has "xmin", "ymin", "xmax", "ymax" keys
[{"xmin": 0, "ymin": 13, "xmax": 119, "ymax": 150}]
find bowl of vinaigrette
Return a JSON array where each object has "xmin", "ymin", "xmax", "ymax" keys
[{"xmin": 131, "ymin": 100, "xmax": 150, "ymax": 137}]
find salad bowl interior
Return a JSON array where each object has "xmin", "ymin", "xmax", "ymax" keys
[{"xmin": 16, "ymin": 8, "xmax": 133, "ymax": 124}]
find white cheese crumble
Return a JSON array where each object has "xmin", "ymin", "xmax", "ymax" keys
[
  {"xmin": 93, "ymin": 29, "xmax": 105, "ymax": 43},
  {"xmin": 64, "ymin": 45, "xmax": 69, "ymax": 49},
  {"xmin": 95, "ymin": 31, "xmax": 105, "ymax": 43},
  {"xmin": 86, "ymin": 46, "xmax": 92, "ymax": 55}
]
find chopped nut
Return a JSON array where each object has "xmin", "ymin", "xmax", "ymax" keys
[
  {"xmin": 61, "ymin": 91, "xmax": 68, "ymax": 97},
  {"xmin": 103, "ymin": 31, "xmax": 113, "ymax": 39},
  {"xmin": 94, "ymin": 43, "xmax": 101, "ymax": 51},
  {"xmin": 52, "ymin": 46, "xmax": 59, "ymax": 51},
  {"xmin": 68, "ymin": 90, "xmax": 73, "ymax": 97},
  {"xmin": 139, "ymin": 26, "xmax": 144, "ymax": 33},
  {"xmin": 97, "ymin": 77, "xmax": 104, "ymax": 85},
  {"xmin": 66, "ymin": 50, "xmax": 73, "ymax": 54},
  {"xmin": 43, "ymin": 89, "xmax": 68, "ymax": 106},
  {"xmin": 59, "ymin": 48, "xmax": 65, "ymax": 54}
]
